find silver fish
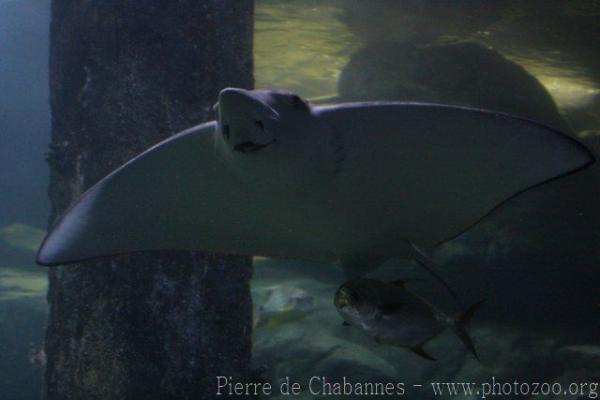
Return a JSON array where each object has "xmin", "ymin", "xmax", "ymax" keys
[{"xmin": 334, "ymin": 278, "xmax": 483, "ymax": 361}]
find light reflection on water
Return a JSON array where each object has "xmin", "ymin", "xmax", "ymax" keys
[
  {"xmin": 256, "ymin": 1, "xmax": 599, "ymax": 114},
  {"xmin": 255, "ymin": 1, "xmax": 356, "ymax": 98}
]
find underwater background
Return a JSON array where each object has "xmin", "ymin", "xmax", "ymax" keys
[{"xmin": 1, "ymin": 0, "xmax": 599, "ymax": 399}]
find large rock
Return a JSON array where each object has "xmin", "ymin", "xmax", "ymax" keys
[
  {"xmin": 338, "ymin": 42, "xmax": 570, "ymax": 132},
  {"xmin": 252, "ymin": 260, "xmax": 597, "ymax": 400},
  {"xmin": 339, "ymin": 1, "xmax": 505, "ymax": 46},
  {"xmin": 337, "ymin": 40, "xmax": 599, "ymax": 328}
]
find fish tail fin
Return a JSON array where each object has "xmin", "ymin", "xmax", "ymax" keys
[
  {"xmin": 410, "ymin": 344, "xmax": 437, "ymax": 361},
  {"xmin": 453, "ymin": 299, "xmax": 485, "ymax": 361}
]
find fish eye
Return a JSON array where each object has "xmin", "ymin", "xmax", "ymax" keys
[
  {"xmin": 334, "ymin": 289, "xmax": 355, "ymax": 308},
  {"xmin": 255, "ymin": 120, "xmax": 264, "ymax": 131},
  {"xmin": 335, "ymin": 290, "xmax": 350, "ymax": 308}
]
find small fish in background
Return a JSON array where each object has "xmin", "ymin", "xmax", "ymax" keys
[
  {"xmin": 334, "ymin": 278, "xmax": 483, "ymax": 361},
  {"xmin": 28, "ymin": 345, "xmax": 46, "ymax": 368},
  {"xmin": 252, "ymin": 285, "xmax": 314, "ymax": 329}
]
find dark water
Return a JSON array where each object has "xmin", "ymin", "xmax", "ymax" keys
[
  {"xmin": 1, "ymin": 0, "xmax": 50, "ymax": 398},
  {"xmin": 1, "ymin": 1, "xmax": 598, "ymax": 399}
]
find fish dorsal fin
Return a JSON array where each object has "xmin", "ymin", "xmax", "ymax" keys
[
  {"xmin": 411, "ymin": 344, "xmax": 436, "ymax": 361},
  {"xmin": 411, "ymin": 242, "xmax": 462, "ymax": 305},
  {"xmin": 377, "ymin": 302, "xmax": 404, "ymax": 315},
  {"xmin": 391, "ymin": 279, "xmax": 406, "ymax": 288}
]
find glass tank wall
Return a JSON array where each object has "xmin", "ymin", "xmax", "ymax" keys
[{"xmin": 1, "ymin": 1, "xmax": 598, "ymax": 399}]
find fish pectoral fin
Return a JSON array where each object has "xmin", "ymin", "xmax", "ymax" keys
[
  {"xmin": 342, "ymin": 321, "xmax": 351, "ymax": 327},
  {"xmin": 410, "ymin": 344, "xmax": 436, "ymax": 362},
  {"xmin": 377, "ymin": 302, "xmax": 405, "ymax": 315},
  {"xmin": 390, "ymin": 278, "xmax": 427, "ymax": 288}
]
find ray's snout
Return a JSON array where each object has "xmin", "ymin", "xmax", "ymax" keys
[
  {"xmin": 218, "ymin": 87, "xmax": 252, "ymax": 110},
  {"xmin": 217, "ymin": 88, "xmax": 279, "ymax": 152},
  {"xmin": 218, "ymin": 88, "xmax": 278, "ymax": 120}
]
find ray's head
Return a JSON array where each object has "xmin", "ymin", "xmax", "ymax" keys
[
  {"xmin": 213, "ymin": 88, "xmax": 335, "ymax": 189},
  {"xmin": 214, "ymin": 88, "xmax": 312, "ymax": 156}
]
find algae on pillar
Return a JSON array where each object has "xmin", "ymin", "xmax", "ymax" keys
[{"xmin": 45, "ymin": 1, "xmax": 254, "ymax": 399}]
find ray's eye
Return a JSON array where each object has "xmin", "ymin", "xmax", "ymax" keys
[
  {"xmin": 290, "ymin": 95, "xmax": 303, "ymax": 106},
  {"xmin": 255, "ymin": 120, "xmax": 264, "ymax": 131},
  {"xmin": 289, "ymin": 94, "xmax": 309, "ymax": 111}
]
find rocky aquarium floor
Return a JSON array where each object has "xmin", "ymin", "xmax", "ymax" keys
[
  {"xmin": 251, "ymin": 258, "xmax": 599, "ymax": 400},
  {"xmin": 0, "ymin": 224, "xmax": 598, "ymax": 400}
]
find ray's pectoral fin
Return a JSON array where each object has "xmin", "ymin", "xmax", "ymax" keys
[
  {"xmin": 37, "ymin": 122, "xmax": 220, "ymax": 265},
  {"xmin": 36, "ymin": 121, "xmax": 271, "ymax": 266},
  {"xmin": 317, "ymin": 102, "xmax": 594, "ymax": 248}
]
